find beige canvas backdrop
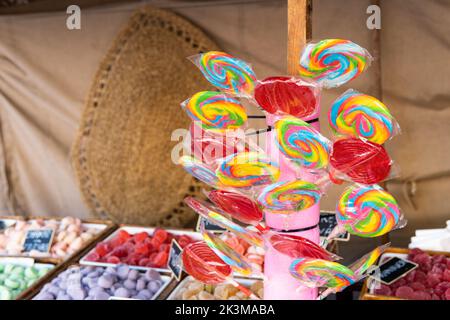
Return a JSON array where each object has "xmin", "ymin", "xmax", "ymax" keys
[{"xmin": 0, "ymin": 0, "xmax": 449, "ymax": 245}]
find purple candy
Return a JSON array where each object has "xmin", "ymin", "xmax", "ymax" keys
[
  {"xmin": 144, "ymin": 269, "xmax": 160, "ymax": 281},
  {"xmin": 116, "ymin": 265, "xmax": 130, "ymax": 279},
  {"xmin": 34, "ymin": 292, "xmax": 55, "ymax": 300},
  {"xmin": 128, "ymin": 269, "xmax": 139, "ymax": 280},
  {"xmin": 138, "ymin": 289, "xmax": 153, "ymax": 299},
  {"xmin": 98, "ymin": 274, "xmax": 114, "ymax": 289},
  {"xmin": 89, "ymin": 286, "xmax": 105, "ymax": 296},
  {"xmin": 123, "ymin": 279, "xmax": 136, "ymax": 290},
  {"xmin": 67, "ymin": 286, "xmax": 86, "ymax": 300},
  {"xmin": 114, "ymin": 287, "xmax": 130, "ymax": 298},
  {"xmin": 147, "ymin": 280, "xmax": 161, "ymax": 293},
  {"xmin": 94, "ymin": 291, "xmax": 111, "ymax": 300},
  {"xmin": 136, "ymin": 279, "xmax": 146, "ymax": 291}
]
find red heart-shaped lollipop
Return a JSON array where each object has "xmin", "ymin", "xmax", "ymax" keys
[
  {"xmin": 330, "ymin": 138, "xmax": 392, "ymax": 185},
  {"xmin": 254, "ymin": 76, "xmax": 318, "ymax": 118}
]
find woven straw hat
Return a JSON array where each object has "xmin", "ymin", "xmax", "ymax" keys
[{"xmin": 72, "ymin": 6, "xmax": 218, "ymax": 227}]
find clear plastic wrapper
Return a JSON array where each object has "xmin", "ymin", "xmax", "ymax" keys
[
  {"xmin": 182, "ymin": 241, "xmax": 260, "ymax": 299},
  {"xmin": 329, "ymin": 137, "xmax": 398, "ymax": 185},
  {"xmin": 189, "ymin": 51, "xmax": 257, "ymax": 97},
  {"xmin": 188, "ymin": 122, "xmax": 250, "ymax": 166},
  {"xmin": 184, "ymin": 197, "xmax": 264, "ymax": 248},
  {"xmin": 253, "ymin": 76, "xmax": 320, "ymax": 118},
  {"xmin": 327, "ymin": 184, "xmax": 407, "ymax": 240},
  {"xmin": 181, "ymin": 91, "xmax": 248, "ymax": 133},
  {"xmin": 298, "ymin": 39, "xmax": 373, "ymax": 88},
  {"xmin": 256, "ymin": 180, "xmax": 322, "ymax": 214},
  {"xmin": 200, "ymin": 225, "xmax": 257, "ymax": 277},
  {"xmin": 274, "ymin": 116, "xmax": 331, "ymax": 171},
  {"xmin": 178, "ymin": 155, "xmax": 220, "ymax": 188},
  {"xmin": 328, "ymin": 89, "xmax": 400, "ymax": 144}
]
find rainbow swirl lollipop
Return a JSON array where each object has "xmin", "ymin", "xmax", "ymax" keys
[
  {"xmin": 336, "ymin": 185, "xmax": 401, "ymax": 238},
  {"xmin": 274, "ymin": 116, "xmax": 330, "ymax": 170},
  {"xmin": 201, "ymin": 228, "xmax": 254, "ymax": 277},
  {"xmin": 329, "ymin": 90, "xmax": 395, "ymax": 144},
  {"xmin": 216, "ymin": 152, "xmax": 280, "ymax": 188},
  {"xmin": 257, "ymin": 180, "xmax": 321, "ymax": 213},
  {"xmin": 195, "ymin": 51, "xmax": 257, "ymax": 96},
  {"xmin": 182, "ymin": 91, "xmax": 247, "ymax": 132},
  {"xmin": 179, "ymin": 155, "xmax": 219, "ymax": 187},
  {"xmin": 289, "ymin": 258, "xmax": 356, "ymax": 289},
  {"xmin": 184, "ymin": 197, "xmax": 264, "ymax": 247},
  {"xmin": 299, "ymin": 39, "xmax": 372, "ymax": 88}
]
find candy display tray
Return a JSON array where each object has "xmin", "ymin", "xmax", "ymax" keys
[
  {"xmin": 166, "ymin": 275, "xmax": 262, "ymax": 300},
  {"xmin": 23, "ymin": 263, "xmax": 173, "ymax": 300},
  {"xmin": 79, "ymin": 225, "xmax": 202, "ymax": 272},
  {"xmin": 0, "ymin": 216, "xmax": 116, "ymax": 263},
  {"xmin": 359, "ymin": 247, "xmax": 450, "ymax": 300},
  {"xmin": 0, "ymin": 256, "xmax": 56, "ymax": 300}
]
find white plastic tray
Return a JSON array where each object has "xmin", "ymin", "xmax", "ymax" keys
[
  {"xmin": 167, "ymin": 275, "xmax": 261, "ymax": 300},
  {"xmin": 79, "ymin": 226, "xmax": 202, "ymax": 272}
]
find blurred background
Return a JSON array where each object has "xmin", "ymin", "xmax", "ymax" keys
[{"xmin": 0, "ymin": 0, "xmax": 449, "ymax": 260}]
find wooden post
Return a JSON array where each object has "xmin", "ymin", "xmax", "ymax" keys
[{"xmin": 287, "ymin": 0, "xmax": 312, "ymax": 75}]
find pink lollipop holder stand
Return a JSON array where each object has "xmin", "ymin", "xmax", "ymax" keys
[{"xmin": 263, "ymin": 114, "xmax": 321, "ymax": 300}]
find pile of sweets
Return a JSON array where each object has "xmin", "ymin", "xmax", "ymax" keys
[
  {"xmin": 0, "ymin": 263, "xmax": 52, "ymax": 300},
  {"xmin": 85, "ymin": 229, "xmax": 195, "ymax": 268},
  {"xmin": 221, "ymin": 233, "xmax": 264, "ymax": 273},
  {"xmin": 374, "ymin": 248, "xmax": 450, "ymax": 300},
  {"xmin": 0, "ymin": 217, "xmax": 100, "ymax": 258},
  {"xmin": 171, "ymin": 277, "xmax": 263, "ymax": 300},
  {"xmin": 34, "ymin": 265, "xmax": 165, "ymax": 300}
]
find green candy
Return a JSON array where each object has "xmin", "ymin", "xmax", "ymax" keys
[
  {"xmin": 24, "ymin": 267, "xmax": 39, "ymax": 279},
  {"xmin": 0, "ymin": 285, "xmax": 12, "ymax": 300},
  {"xmin": 11, "ymin": 266, "xmax": 24, "ymax": 276},
  {"xmin": 0, "ymin": 264, "xmax": 4, "ymax": 273},
  {"xmin": 4, "ymin": 264, "xmax": 14, "ymax": 274},
  {"xmin": 38, "ymin": 268, "xmax": 50, "ymax": 277},
  {"xmin": 4, "ymin": 278, "xmax": 20, "ymax": 289}
]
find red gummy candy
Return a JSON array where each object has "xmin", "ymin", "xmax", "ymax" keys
[
  {"xmin": 443, "ymin": 269, "xmax": 450, "ymax": 282},
  {"xmin": 254, "ymin": 76, "xmax": 318, "ymax": 118},
  {"xmin": 445, "ymin": 288, "xmax": 450, "ymax": 300},
  {"xmin": 133, "ymin": 232, "xmax": 149, "ymax": 243},
  {"xmin": 395, "ymin": 286, "xmax": 414, "ymax": 299},
  {"xmin": 410, "ymin": 282, "xmax": 426, "ymax": 291},
  {"xmin": 138, "ymin": 258, "xmax": 150, "ymax": 267},
  {"xmin": 414, "ymin": 270, "xmax": 427, "ymax": 283},
  {"xmin": 152, "ymin": 251, "xmax": 168, "ymax": 267},
  {"xmin": 135, "ymin": 244, "xmax": 150, "ymax": 255},
  {"xmin": 159, "ymin": 244, "xmax": 170, "ymax": 253},
  {"xmin": 95, "ymin": 243, "xmax": 110, "ymax": 257},
  {"xmin": 411, "ymin": 291, "xmax": 431, "ymax": 300},
  {"xmin": 150, "ymin": 237, "xmax": 162, "ymax": 250},
  {"xmin": 426, "ymin": 273, "xmax": 441, "ymax": 288},
  {"xmin": 86, "ymin": 252, "xmax": 100, "ymax": 262},
  {"xmin": 153, "ymin": 229, "xmax": 168, "ymax": 243},
  {"xmin": 208, "ymin": 190, "xmax": 263, "ymax": 225},
  {"xmin": 106, "ymin": 256, "xmax": 120, "ymax": 264},
  {"xmin": 118, "ymin": 230, "xmax": 132, "ymax": 240},
  {"xmin": 414, "ymin": 253, "xmax": 431, "ymax": 265},
  {"xmin": 431, "ymin": 293, "xmax": 441, "ymax": 300}
]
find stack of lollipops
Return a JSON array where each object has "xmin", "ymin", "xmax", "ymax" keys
[{"xmin": 176, "ymin": 39, "xmax": 407, "ymax": 299}]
